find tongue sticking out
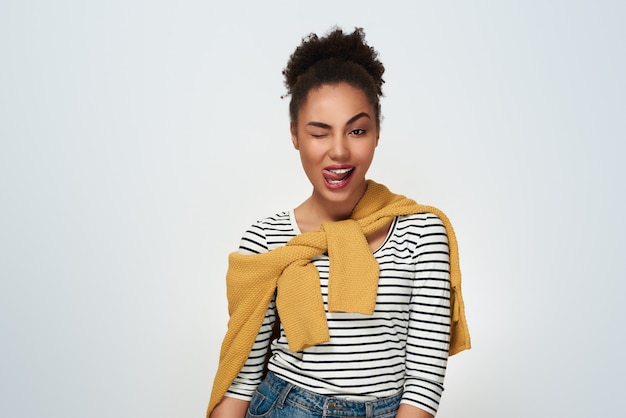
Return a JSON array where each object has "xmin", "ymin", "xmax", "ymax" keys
[
  {"xmin": 324, "ymin": 168, "xmax": 353, "ymax": 180},
  {"xmin": 323, "ymin": 168, "xmax": 354, "ymax": 184}
]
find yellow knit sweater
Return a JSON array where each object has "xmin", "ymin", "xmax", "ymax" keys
[{"xmin": 207, "ymin": 180, "xmax": 470, "ymax": 417}]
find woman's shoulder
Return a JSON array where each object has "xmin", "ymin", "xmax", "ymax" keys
[
  {"xmin": 391, "ymin": 211, "xmax": 449, "ymax": 243},
  {"xmin": 396, "ymin": 211, "xmax": 446, "ymax": 229},
  {"xmin": 252, "ymin": 210, "xmax": 293, "ymax": 228},
  {"xmin": 237, "ymin": 210, "xmax": 298, "ymax": 254}
]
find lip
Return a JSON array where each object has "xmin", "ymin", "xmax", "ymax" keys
[{"xmin": 322, "ymin": 165, "xmax": 354, "ymax": 189}]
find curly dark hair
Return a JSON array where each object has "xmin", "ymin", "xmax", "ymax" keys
[{"xmin": 283, "ymin": 27, "xmax": 385, "ymax": 125}]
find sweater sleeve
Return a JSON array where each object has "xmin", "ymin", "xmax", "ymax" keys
[
  {"xmin": 401, "ymin": 213, "xmax": 451, "ymax": 416},
  {"xmin": 224, "ymin": 223, "xmax": 277, "ymax": 401}
]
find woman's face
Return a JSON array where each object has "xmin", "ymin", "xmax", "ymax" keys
[{"xmin": 291, "ymin": 82, "xmax": 379, "ymax": 211}]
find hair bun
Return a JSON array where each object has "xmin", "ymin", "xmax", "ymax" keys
[{"xmin": 283, "ymin": 27, "xmax": 385, "ymax": 97}]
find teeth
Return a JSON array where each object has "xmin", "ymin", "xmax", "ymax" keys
[
  {"xmin": 329, "ymin": 168, "xmax": 352, "ymax": 174},
  {"xmin": 326, "ymin": 167, "xmax": 353, "ymax": 184}
]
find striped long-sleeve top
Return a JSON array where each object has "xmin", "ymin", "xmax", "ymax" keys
[{"xmin": 226, "ymin": 210, "xmax": 451, "ymax": 416}]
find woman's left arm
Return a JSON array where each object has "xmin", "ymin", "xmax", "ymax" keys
[{"xmin": 402, "ymin": 213, "xmax": 452, "ymax": 416}]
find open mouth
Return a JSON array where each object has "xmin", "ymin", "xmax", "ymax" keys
[{"xmin": 323, "ymin": 167, "xmax": 354, "ymax": 185}]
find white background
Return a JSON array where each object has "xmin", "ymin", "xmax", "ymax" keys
[{"xmin": 1, "ymin": 1, "xmax": 624, "ymax": 417}]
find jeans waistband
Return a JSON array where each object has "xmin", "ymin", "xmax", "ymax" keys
[{"xmin": 264, "ymin": 371, "xmax": 402, "ymax": 417}]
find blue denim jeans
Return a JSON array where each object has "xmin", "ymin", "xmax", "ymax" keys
[{"xmin": 246, "ymin": 371, "xmax": 402, "ymax": 418}]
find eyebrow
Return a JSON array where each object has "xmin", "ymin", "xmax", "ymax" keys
[{"xmin": 306, "ymin": 112, "xmax": 372, "ymax": 129}]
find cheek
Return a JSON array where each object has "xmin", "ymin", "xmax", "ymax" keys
[
  {"xmin": 355, "ymin": 142, "xmax": 377, "ymax": 160},
  {"xmin": 297, "ymin": 145, "xmax": 319, "ymax": 169},
  {"xmin": 298, "ymin": 142, "xmax": 324, "ymax": 160}
]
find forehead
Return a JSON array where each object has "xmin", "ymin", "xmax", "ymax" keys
[{"xmin": 299, "ymin": 83, "xmax": 374, "ymax": 120}]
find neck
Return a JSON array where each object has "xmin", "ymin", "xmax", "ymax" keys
[{"xmin": 295, "ymin": 183, "xmax": 368, "ymax": 232}]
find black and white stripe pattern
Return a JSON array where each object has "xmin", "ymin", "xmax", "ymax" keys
[{"xmin": 226, "ymin": 211, "xmax": 451, "ymax": 415}]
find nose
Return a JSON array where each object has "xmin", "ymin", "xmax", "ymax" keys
[{"xmin": 328, "ymin": 134, "xmax": 349, "ymax": 160}]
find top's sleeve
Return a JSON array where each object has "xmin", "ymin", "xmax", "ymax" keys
[
  {"xmin": 401, "ymin": 213, "xmax": 451, "ymax": 416},
  {"xmin": 224, "ymin": 222, "xmax": 277, "ymax": 401}
]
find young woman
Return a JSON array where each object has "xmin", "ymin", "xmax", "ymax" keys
[{"xmin": 207, "ymin": 27, "xmax": 470, "ymax": 418}]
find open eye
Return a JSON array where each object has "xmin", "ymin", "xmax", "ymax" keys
[{"xmin": 350, "ymin": 129, "xmax": 366, "ymax": 136}]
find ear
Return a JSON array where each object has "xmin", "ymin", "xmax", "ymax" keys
[
  {"xmin": 290, "ymin": 122, "xmax": 299, "ymax": 150},
  {"xmin": 375, "ymin": 127, "xmax": 380, "ymax": 147}
]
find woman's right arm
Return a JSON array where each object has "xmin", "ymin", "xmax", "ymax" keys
[
  {"xmin": 211, "ymin": 221, "xmax": 275, "ymax": 418},
  {"xmin": 210, "ymin": 396, "xmax": 250, "ymax": 418}
]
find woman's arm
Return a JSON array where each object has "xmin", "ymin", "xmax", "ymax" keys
[
  {"xmin": 396, "ymin": 403, "xmax": 434, "ymax": 418},
  {"xmin": 402, "ymin": 214, "xmax": 452, "ymax": 416},
  {"xmin": 209, "ymin": 396, "xmax": 249, "ymax": 418},
  {"xmin": 217, "ymin": 223, "xmax": 277, "ymax": 403}
]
